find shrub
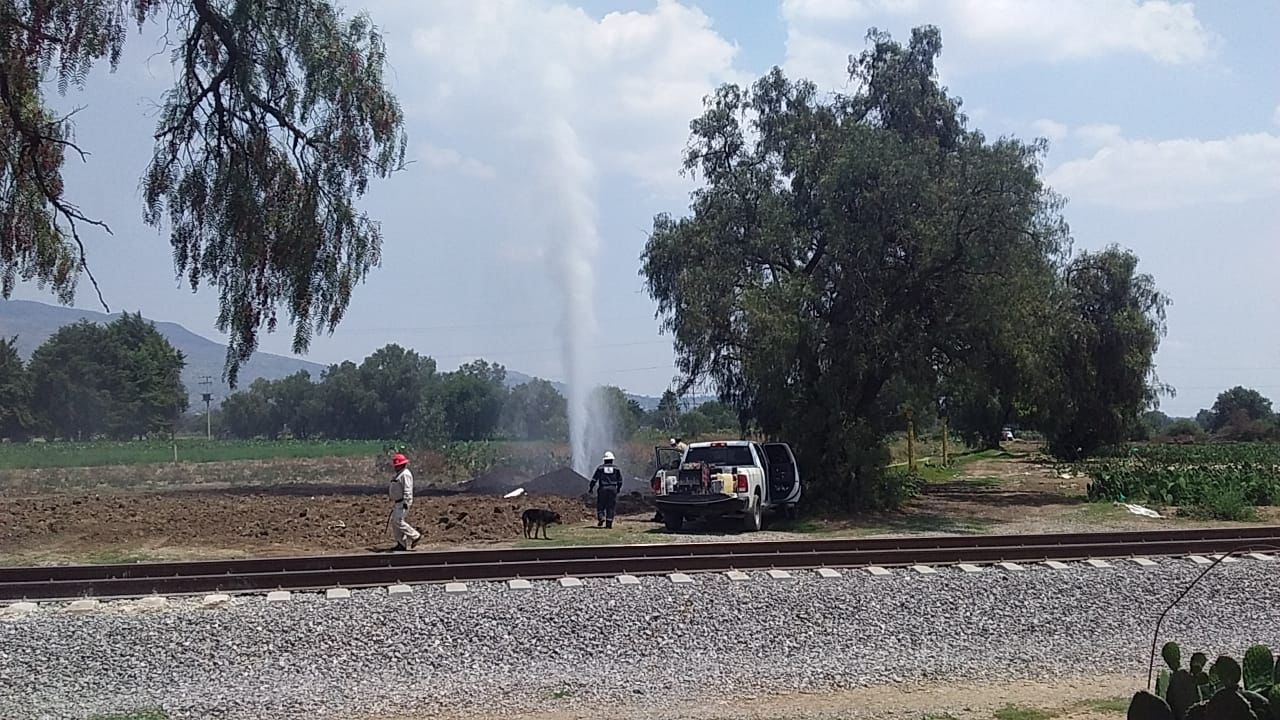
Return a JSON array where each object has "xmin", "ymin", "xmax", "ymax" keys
[{"xmin": 1180, "ymin": 484, "xmax": 1256, "ymax": 522}]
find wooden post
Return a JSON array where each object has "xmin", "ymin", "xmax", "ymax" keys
[
  {"xmin": 941, "ymin": 416, "xmax": 950, "ymax": 468},
  {"xmin": 905, "ymin": 407, "xmax": 917, "ymax": 473}
]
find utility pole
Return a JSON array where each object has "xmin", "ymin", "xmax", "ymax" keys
[{"xmin": 199, "ymin": 376, "xmax": 214, "ymax": 440}]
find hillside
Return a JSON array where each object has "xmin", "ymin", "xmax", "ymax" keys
[
  {"xmin": 0, "ymin": 300, "xmax": 670, "ymax": 411},
  {"xmin": 0, "ymin": 300, "xmax": 328, "ymax": 408}
]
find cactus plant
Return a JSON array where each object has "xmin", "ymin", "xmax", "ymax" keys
[
  {"xmin": 1130, "ymin": 691, "xmax": 1175, "ymax": 720},
  {"xmin": 1205, "ymin": 687, "xmax": 1257, "ymax": 720},
  {"xmin": 1157, "ymin": 670, "xmax": 1172, "ymax": 699},
  {"xmin": 1196, "ymin": 670, "xmax": 1216, "ymax": 703},
  {"xmin": 1215, "ymin": 657, "xmax": 1245, "ymax": 690},
  {"xmin": 1165, "ymin": 643, "xmax": 1184, "ymax": 671},
  {"xmin": 1242, "ymin": 689, "xmax": 1271, "ymax": 718},
  {"xmin": 1140, "ymin": 645, "xmax": 1278, "ymax": 720},
  {"xmin": 1246, "ymin": 646, "xmax": 1277, "ymax": 692},
  {"xmin": 1192, "ymin": 654, "xmax": 1209, "ymax": 675},
  {"xmin": 1169, "ymin": 670, "xmax": 1204, "ymax": 720}
]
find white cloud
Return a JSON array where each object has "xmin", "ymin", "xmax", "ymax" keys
[
  {"xmin": 782, "ymin": 0, "xmax": 1215, "ymax": 89},
  {"xmin": 1074, "ymin": 123, "xmax": 1124, "ymax": 149},
  {"xmin": 1032, "ymin": 118, "xmax": 1068, "ymax": 143},
  {"xmin": 1048, "ymin": 132, "xmax": 1280, "ymax": 210},
  {"xmin": 393, "ymin": 0, "xmax": 745, "ymax": 190},
  {"xmin": 418, "ymin": 143, "xmax": 496, "ymax": 179}
]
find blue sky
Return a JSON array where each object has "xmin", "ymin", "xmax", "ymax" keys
[{"xmin": 12, "ymin": 0, "xmax": 1280, "ymax": 416}]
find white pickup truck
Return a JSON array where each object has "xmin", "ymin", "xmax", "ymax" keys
[{"xmin": 650, "ymin": 440, "xmax": 800, "ymax": 532}]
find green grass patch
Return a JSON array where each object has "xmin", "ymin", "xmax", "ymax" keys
[
  {"xmin": 1180, "ymin": 483, "xmax": 1258, "ymax": 521},
  {"xmin": 88, "ymin": 710, "xmax": 168, "ymax": 720},
  {"xmin": 0, "ymin": 439, "xmax": 384, "ymax": 470},
  {"xmin": 1079, "ymin": 697, "xmax": 1130, "ymax": 714},
  {"xmin": 904, "ymin": 448, "xmax": 1009, "ymax": 484},
  {"xmin": 993, "ymin": 705, "xmax": 1056, "ymax": 720}
]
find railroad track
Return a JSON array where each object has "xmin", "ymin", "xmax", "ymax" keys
[{"xmin": 4, "ymin": 526, "xmax": 1279, "ymax": 602}]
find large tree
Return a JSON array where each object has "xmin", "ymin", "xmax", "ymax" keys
[
  {"xmin": 219, "ymin": 376, "xmax": 275, "ymax": 439},
  {"xmin": 28, "ymin": 320, "xmax": 113, "ymax": 439},
  {"xmin": 1209, "ymin": 386, "xmax": 1274, "ymax": 432},
  {"xmin": 0, "ymin": 0, "xmax": 406, "ymax": 383},
  {"xmin": 355, "ymin": 344, "xmax": 437, "ymax": 439},
  {"xmin": 424, "ymin": 360, "xmax": 508, "ymax": 442},
  {"xmin": 267, "ymin": 369, "xmax": 321, "ymax": 438},
  {"xmin": 642, "ymin": 27, "xmax": 1069, "ymax": 508},
  {"xmin": 1041, "ymin": 247, "xmax": 1168, "ymax": 459},
  {"xmin": 106, "ymin": 312, "xmax": 188, "ymax": 437},
  {"xmin": 27, "ymin": 313, "xmax": 186, "ymax": 439},
  {"xmin": 500, "ymin": 378, "xmax": 567, "ymax": 441},
  {"xmin": 651, "ymin": 389, "xmax": 680, "ymax": 432},
  {"xmin": 0, "ymin": 335, "xmax": 32, "ymax": 439},
  {"xmin": 589, "ymin": 385, "xmax": 645, "ymax": 443}
]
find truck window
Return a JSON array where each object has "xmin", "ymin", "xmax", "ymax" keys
[{"xmin": 684, "ymin": 445, "xmax": 755, "ymax": 467}]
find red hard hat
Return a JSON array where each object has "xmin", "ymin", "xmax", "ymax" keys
[{"xmin": 392, "ymin": 453, "xmax": 409, "ymax": 468}]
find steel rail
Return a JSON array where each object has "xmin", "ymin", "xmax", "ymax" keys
[{"xmin": 3, "ymin": 526, "xmax": 1278, "ymax": 601}]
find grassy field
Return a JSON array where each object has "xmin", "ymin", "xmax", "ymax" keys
[
  {"xmin": 0, "ymin": 439, "xmax": 385, "ymax": 469},
  {"xmin": 0, "ymin": 436, "xmax": 700, "ymax": 477}
]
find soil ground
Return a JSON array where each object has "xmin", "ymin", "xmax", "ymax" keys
[
  {"xmin": 369, "ymin": 673, "xmax": 1141, "ymax": 720},
  {"xmin": 0, "ymin": 441, "xmax": 1274, "ymax": 564}
]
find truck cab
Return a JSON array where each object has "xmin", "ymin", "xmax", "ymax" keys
[{"xmin": 651, "ymin": 440, "xmax": 800, "ymax": 532}]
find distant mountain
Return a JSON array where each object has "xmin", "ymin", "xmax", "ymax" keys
[
  {"xmin": 503, "ymin": 369, "xmax": 673, "ymax": 411},
  {"xmin": 0, "ymin": 299, "xmax": 328, "ymax": 409},
  {"xmin": 0, "ymin": 299, "xmax": 676, "ymax": 411}
]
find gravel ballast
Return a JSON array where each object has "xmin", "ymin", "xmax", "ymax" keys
[{"xmin": 3, "ymin": 558, "xmax": 1279, "ymax": 720}]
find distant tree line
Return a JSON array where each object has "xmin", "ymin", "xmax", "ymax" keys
[
  {"xmin": 1143, "ymin": 386, "xmax": 1280, "ymax": 442},
  {"xmin": 0, "ymin": 315, "xmax": 188, "ymax": 440},
  {"xmin": 210, "ymin": 343, "xmax": 739, "ymax": 444}
]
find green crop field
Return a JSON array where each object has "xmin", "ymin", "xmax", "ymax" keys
[
  {"xmin": 1082, "ymin": 442, "xmax": 1280, "ymax": 520},
  {"xmin": 1093, "ymin": 442, "xmax": 1280, "ymax": 464},
  {"xmin": 0, "ymin": 439, "xmax": 386, "ymax": 470}
]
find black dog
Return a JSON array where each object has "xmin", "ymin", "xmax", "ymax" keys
[{"xmin": 521, "ymin": 508, "xmax": 562, "ymax": 539}]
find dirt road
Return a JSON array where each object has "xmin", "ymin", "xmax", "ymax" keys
[{"xmin": 366, "ymin": 674, "xmax": 1140, "ymax": 720}]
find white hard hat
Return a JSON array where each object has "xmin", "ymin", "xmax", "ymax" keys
[{"xmin": 603, "ymin": 451, "xmax": 615, "ymax": 462}]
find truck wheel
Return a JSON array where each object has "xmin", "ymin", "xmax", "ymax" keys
[
  {"xmin": 663, "ymin": 513, "xmax": 684, "ymax": 532},
  {"xmin": 743, "ymin": 493, "xmax": 763, "ymax": 532}
]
